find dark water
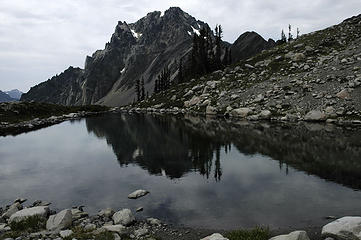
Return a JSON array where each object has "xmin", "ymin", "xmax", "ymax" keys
[{"xmin": 1, "ymin": 113, "xmax": 361, "ymax": 230}]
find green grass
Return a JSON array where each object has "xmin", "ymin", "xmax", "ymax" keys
[
  {"xmin": 226, "ymin": 227, "xmax": 271, "ymax": 240},
  {"xmin": 9, "ymin": 216, "xmax": 46, "ymax": 232}
]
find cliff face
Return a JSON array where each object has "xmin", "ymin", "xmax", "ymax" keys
[{"xmin": 21, "ymin": 7, "xmax": 274, "ymax": 106}]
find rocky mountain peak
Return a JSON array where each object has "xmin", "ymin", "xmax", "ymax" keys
[{"xmin": 21, "ymin": 7, "xmax": 275, "ymax": 107}]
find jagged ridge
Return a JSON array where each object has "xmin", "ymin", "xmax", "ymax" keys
[{"xmin": 21, "ymin": 7, "xmax": 274, "ymax": 107}]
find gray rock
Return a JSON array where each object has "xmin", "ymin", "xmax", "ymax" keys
[
  {"xmin": 46, "ymin": 209, "xmax": 72, "ymax": 231},
  {"xmin": 59, "ymin": 229, "xmax": 73, "ymax": 238},
  {"xmin": 201, "ymin": 233, "xmax": 229, "ymax": 240},
  {"xmin": 84, "ymin": 223, "xmax": 97, "ymax": 231},
  {"xmin": 112, "ymin": 209, "xmax": 135, "ymax": 226},
  {"xmin": 206, "ymin": 106, "xmax": 217, "ymax": 115},
  {"xmin": 98, "ymin": 208, "xmax": 115, "ymax": 218},
  {"xmin": 71, "ymin": 208, "xmax": 88, "ymax": 220},
  {"xmin": 134, "ymin": 227, "xmax": 148, "ymax": 237},
  {"xmin": 0, "ymin": 223, "xmax": 11, "ymax": 233},
  {"xmin": 185, "ymin": 96, "xmax": 201, "ymax": 108},
  {"xmin": 128, "ymin": 189, "xmax": 149, "ymax": 199},
  {"xmin": 269, "ymin": 231, "xmax": 310, "ymax": 240},
  {"xmin": 304, "ymin": 110, "xmax": 326, "ymax": 121},
  {"xmin": 231, "ymin": 108, "xmax": 252, "ymax": 118},
  {"xmin": 322, "ymin": 217, "xmax": 361, "ymax": 240},
  {"xmin": 260, "ymin": 110, "xmax": 272, "ymax": 119},
  {"xmin": 9, "ymin": 206, "xmax": 49, "ymax": 223},
  {"xmin": 102, "ymin": 224, "xmax": 126, "ymax": 234},
  {"xmin": 336, "ymin": 89, "xmax": 351, "ymax": 100},
  {"xmin": 147, "ymin": 218, "xmax": 161, "ymax": 226},
  {"xmin": 1, "ymin": 203, "xmax": 22, "ymax": 219}
]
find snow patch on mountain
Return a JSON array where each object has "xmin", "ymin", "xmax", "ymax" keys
[{"xmin": 131, "ymin": 29, "xmax": 142, "ymax": 39}]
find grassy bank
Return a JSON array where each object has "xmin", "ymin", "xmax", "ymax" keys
[{"xmin": 0, "ymin": 101, "xmax": 109, "ymax": 124}]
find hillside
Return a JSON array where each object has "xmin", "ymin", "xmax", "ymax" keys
[
  {"xmin": 131, "ymin": 14, "xmax": 361, "ymax": 124},
  {"xmin": 21, "ymin": 7, "xmax": 274, "ymax": 107}
]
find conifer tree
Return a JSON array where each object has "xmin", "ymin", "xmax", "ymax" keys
[
  {"xmin": 140, "ymin": 77, "xmax": 145, "ymax": 101},
  {"xmin": 135, "ymin": 79, "xmax": 140, "ymax": 102},
  {"xmin": 288, "ymin": 24, "xmax": 293, "ymax": 42},
  {"xmin": 281, "ymin": 30, "xmax": 287, "ymax": 43}
]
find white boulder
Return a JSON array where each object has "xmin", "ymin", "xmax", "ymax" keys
[
  {"xmin": 304, "ymin": 110, "xmax": 326, "ymax": 121},
  {"xmin": 128, "ymin": 190, "xmax": 149, "ymax": 199},
  {"xmin": 322, "ymin": 217, "xmax": 361, "ymax": 240},
  {"xmin": 9, "ymin": 206, "xmax": 49, "ymax": 223},
  {"xmin": 201, "ymin": 233, "xmax": 229, "ymax": 240},
  {"xmin": 269, "ymin": 231, "xmax": 310, "ymax": 240},
  {"xmin": 112, "ymin": 209, "xmax": 135, "ymax": 226},
  {"xmin": 46, "ymin": 209, "xmax": 72, "ymax": 231}
]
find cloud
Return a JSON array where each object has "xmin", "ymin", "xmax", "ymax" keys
[{"xmin": 0, "ymin": 0, "xmax": 360, "ymax": 92}]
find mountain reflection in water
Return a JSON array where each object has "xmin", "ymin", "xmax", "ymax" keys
[{"xmin": 86, "ymin": 113, "xmax": 361, "ymax": 189}]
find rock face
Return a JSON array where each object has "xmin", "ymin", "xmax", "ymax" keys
[
  {"xmin": 269, "ymin": 231, "xmax": 310, "ymax": 240},
  {"xmin": 112, "ymin": 209, "xmax": 135, "ymax": 226},
  {"xmin": 201, "ymin": 233, "xmax": 229, "ymax": 240},
  {"xmin": 322, "ymin": 217, "xmax": 361, "ymax": 240},
  {"xmin": 128, "ymin": 190, "xmax": 149, "ymax": 199},
  {"xmin": 9, "ymin": 206, "xmax": 49, "ymax": 223},
  {"xmin": 46, "ymin": 209, "xmax": 72, "ymax": 231},
  {"xmin": 21, "ymin": 7, "xmax": 274, "ymax": 107}
]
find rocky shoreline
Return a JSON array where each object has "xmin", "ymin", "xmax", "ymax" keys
[
  {"xmin": 0, "ymin": 102, "xmax": 110, "ymax": 136},
  {"xmin": 1, "ymin": 193, "xmax": 360, "ymax": 240}
]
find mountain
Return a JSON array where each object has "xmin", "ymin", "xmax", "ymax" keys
[
  {"xmin": 5, "ymin": 89, "xmax": 23, "ymax": 100},
  {"xmin": 0, "ymin": 90, "xmax": 16, "ymax": 102},
  {"xmin": 21, "ymin": 7, "xmax": 274, "ymax": 107},
  {"xmin": 230, "ymin": 31, "xmax": 275, "ymax": 63},
  {"xmin": 133, "ymin": 14, "xmax": 361, "ymax": 123}
]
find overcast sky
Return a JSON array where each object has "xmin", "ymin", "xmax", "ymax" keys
[{"xmin": 0, "ymin": 0, "xmax": 360, "ymax": 92}]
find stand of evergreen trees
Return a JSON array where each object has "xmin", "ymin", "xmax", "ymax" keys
[{"xmin": 135, "ymin": 24, "xmax": 233, "ymax": 99}]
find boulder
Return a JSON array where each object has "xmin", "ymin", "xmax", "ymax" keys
[
  {"xmin": 0, "ymin": 223, "xmax": 10, "ymax": 233},
  {"xmin": 102, "ymin": 224, "xmax": 126, "ymax": 234},
  {"xmin": 231, "ymin": 108, "xmax": 252, "ymax": 118},
  {"xmin": 46, "ymin": 209, "xmax": 72, "ymax": 231},
  {"xmin": 1, "ymin": 203, "xmax": 22, "ymax": 219},
  {"xmin": 201, "ymin": 233, "xmax": 229, "ymax": 240},
  {"xmin": 9, "ymin": 206, "xmax": 49, "ymax": 223},
  {"xmin": 260, "ymin": 110, "xmax": 272, "ymax": 119},
  {"xmin": 128, "ymin": 190, "xmax": 149, "ymax": 199},
  {"xmin": 134, "ymin": 227, "xmax": 149, "ymax": 238},
  {"xmin": 322, "ymin": 217, "xmax": 361, "ymax": 240},
  {"xmin": 112, "ymin": 209, "xmax": 135, "ymax": 226},
  {"xmin": 59, "ymin": 229, "xmax": 73, "ymax": 238},
  {"xmin": 147, "ymin": 218, "xmax": 161, "ymax": 226},
  {"xmin": 304, "ymin": 110, "xmax": 326, "ymax": 121},
  {"xmin": 185, "ymin": 96, "xmax": 201, "ymax": 108},
  {"xmin": 269, "ymin": 231, "xmax": 310, "ymax": 240},
  {"xmin": 71, "ymin": 208, "xmax": 88, "ymax": 220},
  {"xmin": 292, "ymin": 53, "xmax": 306, "ymax": 61},
  {"xmin": 98, "ymin": 208, "xmax": 115, "ymax": 218},
  {"xmin": 206, "ymin": 106, "xmax": 217, "ymax": 115},
  {"xmin": 336, "ymin": 89, "xmax": 351, "ymax": 100}
]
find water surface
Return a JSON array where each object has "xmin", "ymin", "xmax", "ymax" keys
[{"xmin": 0, "ymin": 113, "xmax": 361, "ymax": 230}]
